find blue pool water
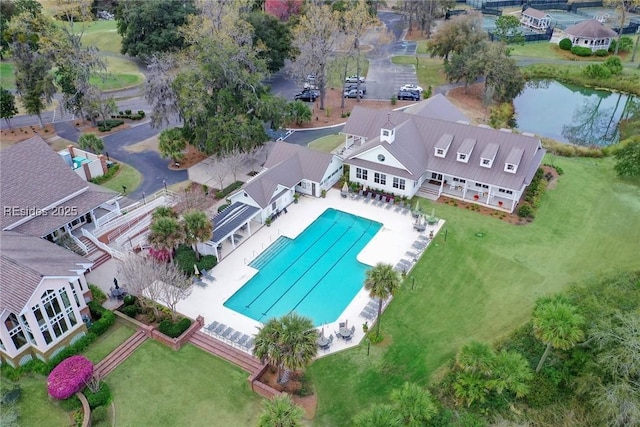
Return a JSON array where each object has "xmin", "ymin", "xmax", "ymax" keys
[{"xmin": 224, "ymin": 209, "xmax": 382, "ymax": 326}]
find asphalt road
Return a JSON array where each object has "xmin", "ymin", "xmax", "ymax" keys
[{"xmin": 54, "ymin": 119, "xmax": 187, "ymax": 199}]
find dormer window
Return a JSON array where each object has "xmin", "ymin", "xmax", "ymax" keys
[
  {"xmin": 504, "ymin": 148, "xmax": 523, "ymax": 174},
  {"xmin": 457, "ymin": 138, "xmax": 475, "ymax": 164},
  {"xmin": 434, "ymin": 134, "xmax": 453, "ymax": 158},
  {"xmin": 382, "ymin": 130, "xmax": 389, "ymax": 136},
  {"xmin": 480, "ymin": 143, "xmax": 498, "ymax": 169},
  {"xmin": 481, "ymin": 158, "xmax": 491, "ymax": 167}
]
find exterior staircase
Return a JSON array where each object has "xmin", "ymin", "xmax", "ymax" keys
[
  {"xmin": 416, "ymin": 185, "xmax": 440, "ymax": 201},
  {"xmin": 94, "ymin": 330, "xmax": 148, "ymax": 377},
  {"xmin": 189, "ymin": 331, "xmax": 264, "ymax": 374},
  {"xmin": 79, "ymin": 236, "xmax": 111, "ymax": 270}
]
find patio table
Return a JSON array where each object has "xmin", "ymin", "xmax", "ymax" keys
[
  {"xmin": 339, "ymin": 327, "xmax": 352, "ymax": 339},
  {"xmin": 317, "ymin": 336, "xmax": 330, "ymax": 348}
]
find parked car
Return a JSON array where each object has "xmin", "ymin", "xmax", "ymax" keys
[
  {"xmin": 344, "ymin": 89, "xmax": 365, "ymax": 98},
  {"xmin": 344, "ymin": 83, "xmax": 366, "ymax": 94},
  {"xmin": 345, "ymin": 75, "xmax": 365, "ymax": 83},
  {"xmin": 303, "ymin": 82, "xmax": 318, "ymax": 90},
  {"xmin": 306, "ymin": 73, "xmax": 316, "ymax": 82},
  {"xmin": 294, "ymin": 89, "xmax": 319, "ymax": 102},
  {"xmin": 397, "ymin": 90, "xmax": 420, "ymax": 101},
  {"xmin": 400, "ymin": 84, "xmax": 423, "ymax": 93}
]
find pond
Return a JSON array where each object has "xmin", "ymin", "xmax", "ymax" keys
[{"xmin": 513, "ymin": 80, "xmax": 638, "ymax": 146}]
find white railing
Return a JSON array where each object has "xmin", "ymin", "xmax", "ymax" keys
[
  {"xmin": 81, "ymin": 228, "xmax": 126, "ymax": 260},
  {"xmin": 114, "ymin": 215, "xmax": 151, "ymax": 247},
  {"xmin": 94, "ymin": 193, "xmax": 169, "ymax": 238},
  {"xmin": 96, "ymin": 209, "xmax": 121, "ymax": 227},
  {"xmin": 70, "ymin": 233, "xmax": 89, "ymax": 255},
  {"xmin": 128, "ymin": 233, "xmax": 150, "ymax": 251}
]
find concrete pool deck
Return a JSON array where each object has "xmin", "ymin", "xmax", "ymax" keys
[{"xmin": 176, "ymin": 189, "xmax": 444, "ymax": 358}]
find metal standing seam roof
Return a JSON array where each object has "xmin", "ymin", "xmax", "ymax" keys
[
  {"xmin": 343, "ymin": 105, "xmax": 546, "ymax": 191},
  {"xmin": 458, "ymin": 138, "xmax": 476, "ymax": 156},
  {"xmin": 435, "ymin": 134, "xmax": 454, "ymax": 150},
  {"xmin": 505, "ymin": 148, "xmax": 524, "ymax": 165},
  {"xmin": 480, "ymin": 143, "xmax": 499, "ymax": 161},
  {"xmin": 0, "ymin": 136, "xmax": 89, "ymax": 230},
  {"xmin": 1, "ymin": 231, "xmax": 92, "ymax": 314},
  {"xmin": 210, "ymin": 202, "xmax": 260, "ymax": 244}
]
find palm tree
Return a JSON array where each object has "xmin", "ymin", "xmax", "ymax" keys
[
  {"xmin": 152, "ymin": 206, "xmax": 177, "ymax": 220},
  {"xmin": 353, "ymin": 404, "xmax": 402, "ymax": 427},
  {"xmin": 182, "ymin": 210, "xmax": 212, "ymax": 260},
  {"xmin": 456, "ymin": 341, "xmax": 495, "ymax": 376},
  {"xmin": 486, "ymin": 350, "xmax": 533, "ymax": 398},
  {"xmin": 253, "ymin": 312, "xmax": 318, "ymax": 384},
  {"xmin": 364, "ymin": 263, "xmax": 400, "ymax": 336},
  {"xmin": 453, "ymin": 371, "xmax": 487, "ymax": 407},
  {"xmin": 390, "ymin": 382, "xmax": 437, "ymax": 426},
  {"xmin": 258, "ymin": 394, "xmax": 304, "ymax": 427},
  {"xmin": 147, "ymin": 216, "xmax": 185, "ymax": 263},
  {"xmin": 533, "ymin": 297, "xmax": 585, "ymax": 373}
]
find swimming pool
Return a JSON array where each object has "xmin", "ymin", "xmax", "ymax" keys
[{"xmin": 223, "ymin": 208, "xmax": 382, "ymax": 326}]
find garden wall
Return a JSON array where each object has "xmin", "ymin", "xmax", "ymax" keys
[
  {"xmin": 248, "ymin": 364, "xmax": 283, "ymax": 399},
  {"xmin": 112, "ymin": 311, "xmax": 204, "ymax": 351}
]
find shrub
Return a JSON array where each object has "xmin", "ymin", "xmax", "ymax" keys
[
  {"xmin": 90, "ymin": 163, "xmax": 120, "ymax": 185},
  {"xmin": 518, "ymin": 203, "xmax": 534, "ymax": 218},
  {"xmin": 91, "ymin": 405, "xmax": 107, "ymax": 424},
  {"xmin": 609, "ymin": 36, "xmax": 633, "ymax": 53},
  {"xmin": 390, "ymin": 95, "xmax": 397, "ymax": 105},
  {"xmin": 138, "ymin": 110, "xmax": 145, "ymax": 117},
  {"xmin": 124, "ymin": 109, "xmax": 131, "ymax": 115},
  {"xmin": 583, "ymin": 63, "xmax": 611, "ymax": 79},
  {"xmin": 123, "ymin": 294, "xmax": 137, "ymax": 306},
  {"xmin": 47, "ymin": 356, "xmax": 94, "ymax": 400},
  {"xmin": 604, "ymin": 56, "xmax": 623, "ymax": 75},
  {"xmin": 96, "ymin": 119, "xmax": 124, "ymax": 132},
  {"xmin": 175, "ymin": 245, "xmax": 198, "ymax": 276},
  {"xmin": 85, "ymin": 381, "xmax": 111, "ymax": 409},
  {"xmin": 121, "ymin": 304, "xmax": 138, "ymax": 318},
  {"xmin": 594, "ymin": 49, "xmax": 608, "ymax": 57},
  {"xmin": 88, "ymin": 284, "xmax": 107, "ymax": 304},
  {"xmin": 571, "ymin": 46, "xmax": 592, "ymax": 57},
  {"xmin": 158, "ymin": 318, "xmax": 192, "ymax": 338},
  {"xmin": 558, "ymin": 38, "xmax": 572, "ymax": 50},
  {"xmin": 217, "ymin": 203, "xmax": 230, "ymax": 213},
  {"xmin": 198, "ymin": 255, "xmax": 217, "ymax": 271},
  {"xmin": 214, "ymin": 181, "xmax": 243, "ymax": 199}
]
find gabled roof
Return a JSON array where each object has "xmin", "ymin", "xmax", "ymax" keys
[
  {"xmin": 0, "ymin": 231, "xmax": 92, "ymax": 314},
  {"xmin": 522, "ymin": 7, "xmax": 550, "ymax": 19},
  {"xmin": 343, "ymin": 103, "xmax": 546, "ymax": 190},
  {"xmin": 242, "ymin": 141, "xmax": 337, "ymax": 208},
  {"xmin": 1, "ymin": 136, "xmax": 91, "ymax": 231},
  {"xmin": 402, "ymin": 94, "xmax": 470, "ymax": 123},
  {"xmin": 565, "ymin": 19, "xmax": 617, "ymax": 39}
]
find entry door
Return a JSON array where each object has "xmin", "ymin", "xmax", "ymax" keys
[{"xmin": 312, "ymin": 183, "xmax": 316, "ymax": 196}]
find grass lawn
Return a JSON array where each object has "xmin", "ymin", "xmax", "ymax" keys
[
  {"xmin": 99, "ymin": 162, "xmax": 142, "ymax": 194},
  {"xmin": 1, "ymin": 62, "xmax": 15, "ymax": 89},
  {"xmin": 91, "ymin": 73, "xmax": 144, "ymax": 91},
  {"xmin": 80, "ymin": 21, "xmax": 121, "ymax": 54},
  {"xmin": 509, "ymin": 41, "xmax": 565, "ymax": 59},
  {"xmin": 309, "ymin": 156, "xmax": 640, "ymax": 426},
  {"xmin": 108, "ymin": 341, "xmax": 263, "ymax": 426},
  {"xmin": 308, "ymin": 133, "xmax": 344, "ymax": 153},
  {"xmin": 83, "ymin": 320, "xmax": 135, "ymax": 364},
  {"xmin": 11, "ymin": 375, "xmax": 70, "ymax": 427},
  {"xmin": 391, "ymin": 56, "xmax": 447, "ymax": 88}
]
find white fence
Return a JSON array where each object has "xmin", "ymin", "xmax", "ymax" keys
[{"xmin": 81, "ymin": 228, "xmax": 125, "ymax": 260}]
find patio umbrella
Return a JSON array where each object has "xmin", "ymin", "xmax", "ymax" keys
[
  {"xmin": 194, "ymin": 264, "xmax": 200, "ymax": 276},
  {"xmin": 342, "ymin": 182, "xmax": 348, "ymax": 193}
]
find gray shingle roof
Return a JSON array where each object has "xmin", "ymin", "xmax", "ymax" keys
[
  {"xmin": 1, "ymin": 231, "xmax": 92, "ymax": 314},
  {"xmin": 402, "ymin": 94, "xmax": 470, "ymax": 123},
  {"xmin": 1, "ymin": 136, "xmax": 88, "ymax": 230},
  {"xmin": 565, "ymin": 19, "xmax": 618, "ymax": 39},
  {"xmin": 243, "ymin": 141, "xmax": 336, "ymax": 207},
  {"xmin": 343, "ymin": 105, "xmax": 546, "ymax": 190}
]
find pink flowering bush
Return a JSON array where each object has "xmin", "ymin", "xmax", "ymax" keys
[
  {"xmin": 149, "ymin": 247, "xmax": 170, "ymax": 262},
  {"xmin": 47, "ymin": 355, "xmax": 94, "ymax": 400}
]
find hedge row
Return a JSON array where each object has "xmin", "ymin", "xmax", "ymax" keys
[
  {"xmin": 158, "ymin": 318, "xmax": 192, "ymax": 338},
  {"xmin": 90, "ymin": 163, "xmax": 120, "ymax": 185},
  {"xmin": 175, "ymin": 245, "xmax": 217, "ymax": 277},
  {"xmin": 97, "ymin": 119, "xmax": 124, "ymax": 132},
  {"xmin": 215, "ymin": 181, "xmax": 243, "ymax": 199},
  {"xmin": 110, "ymin": 110, "xmax": 145, "ymax": 121}
]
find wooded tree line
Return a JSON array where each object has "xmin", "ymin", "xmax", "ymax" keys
[{"xmin": 351, "ymin": 270, "xmax": 640, "ymax": 426}]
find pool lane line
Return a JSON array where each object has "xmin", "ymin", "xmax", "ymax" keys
[
  {"xmin": 286, "ymin": 222, "xmax": 376, "ymax": 317},
  {"xmin": 242, "ymin": 215, "xmax": 355, "ymax": 311}
]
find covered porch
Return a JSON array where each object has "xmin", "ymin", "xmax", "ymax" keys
[{"xmin": 203, "ymin": 202, "xmax": 262, "ymax": 261}]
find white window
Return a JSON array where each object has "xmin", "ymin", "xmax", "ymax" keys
[
  {"xmin": 435, "ymin": 148, "xmax": 444, "ymax": 157},
  {"xmin": 452, "ymin": 178, "xmax": 466, "ymax": 183},
  {"xmin": 458, "ymin": 153, "xmax": 466, "ymax": 161},
  {"xmin": 393, "ymin": 177, "xmax": 405, "ymax": 190},
  {"xmin": 481, "ymin": 158, "xmax": 491, "ymax": 168},
  {"xmin": 356, "ymin": 168, "xmax": 368, "ymax": 180},
  {"xmin": 498, "ymin": 188, "xmax": 513, "ymax": 195},
  {"xmin": 474, "ymin": 183, "xmax": 489, "ymax": 189},
  {"xmin": 382, "ymin": 130, "xmax": 389, "ymax": 136},
  {"xmin": 505, "ymin": 163, "xmax": 517, "ymax": 173},
  {"xmin": 374, "ymin": 173, "xmax": 386, "ymax": 185}
]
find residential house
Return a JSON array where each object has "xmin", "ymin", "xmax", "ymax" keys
[
  {"xmin": 341, "ymin": 98, "xmax": 546, "ymax": 213},
  {"xmin": 520, "ymin": 7, "xmax": 551, "ymax": 31},
  {"xmin": 1, "ymin": 136, "xmax": 121, "ymax": 246},
  {"xmin": 0, "ymin": 231, "xmax": 94, "ymax": 367},
  {"xmin": 562, "ymin": 19, "xmax": 618, "ymax": 52},
  {"xmin": 201, "ymin": 142, "xmax": 342, "ymax": 259}
]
